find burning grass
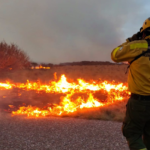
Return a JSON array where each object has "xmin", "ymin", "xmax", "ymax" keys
[
  {"xmin": 65, "ymin": 99, "xmax": 128, "ymax": 121},
  {"xmin": 0, "ymin": 65, "xmax": 129, "ymax": 121}
]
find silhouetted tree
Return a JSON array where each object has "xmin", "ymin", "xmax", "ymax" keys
[{"xmin": 0, "ymin": 42, "xmax": 30, "ymax": 71}]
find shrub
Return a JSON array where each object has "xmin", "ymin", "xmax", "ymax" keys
[{"xmin": 0, "ymin": 42, "xmax": 30, "ymax": 71}]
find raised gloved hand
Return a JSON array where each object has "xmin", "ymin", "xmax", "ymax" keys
[{"xmin": 127, "ymin": 32, "xmax": 142, "ymax": 42}]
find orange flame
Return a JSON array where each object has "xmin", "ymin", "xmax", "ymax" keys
[
  {"xmin": 0, "ymin": 73, "xmax": 130, "ymax": 117},
  {"xmin": 31, "ymin": 65, "xmax": 50, "ymax": 70}
]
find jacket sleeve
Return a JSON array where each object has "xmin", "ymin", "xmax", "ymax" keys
[{"xmin": 111, "ymin": 40, "xmax": 148, "ymax": 63}]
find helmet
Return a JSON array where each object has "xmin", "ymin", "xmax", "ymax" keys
[{"xmin": 140, "ymin": 17, "xmax": 150, "ymax": 33}]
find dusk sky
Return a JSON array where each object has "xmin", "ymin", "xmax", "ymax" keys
[{"xmin": 0, "ymin": 0, "xmax": 150, "ymax": 64}]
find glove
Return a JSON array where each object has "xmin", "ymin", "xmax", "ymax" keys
[{"xmin": 127, "ymin": 32, "xmax": 142, "ymax": 42}]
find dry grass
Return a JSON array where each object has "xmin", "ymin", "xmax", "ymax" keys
[
  {"xmin": 0, "ymin": 64, "xmax": 128, "ymax": 122},
  {"xmin": 0, "ymin": 64, "xmax": 128, "ymax": 82}
]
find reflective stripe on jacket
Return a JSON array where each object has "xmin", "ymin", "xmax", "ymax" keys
[{"xmin": 111, "ymin": 37, "xmax": 150, "ymax": 95}]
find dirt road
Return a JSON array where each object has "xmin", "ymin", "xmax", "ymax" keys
[{"xmin": 0, "ymin": 113, "xmax": 128, "ymax": 150}]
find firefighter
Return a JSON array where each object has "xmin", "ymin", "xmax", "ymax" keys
[{"xmin": 111, "ymin": 18, "xmax": 150, "ymax": 150}]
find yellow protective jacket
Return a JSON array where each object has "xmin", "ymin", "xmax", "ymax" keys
[{"xmin": 111, "ymin": 36, "xmax": 150, "ymax": 95}]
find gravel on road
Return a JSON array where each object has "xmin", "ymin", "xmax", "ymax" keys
[{"xmin": 0, "ymin": 113, "xmax": 129, "ymax": 150}]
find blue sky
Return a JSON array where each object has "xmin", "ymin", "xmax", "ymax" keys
[{"xmin": 0, "ymin": 0, "xmax": 150, "ymax": 64}]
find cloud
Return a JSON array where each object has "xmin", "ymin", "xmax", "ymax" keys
[{"xmin": 0, "ymin": 0, "xmax": 149, "ymax": 63}]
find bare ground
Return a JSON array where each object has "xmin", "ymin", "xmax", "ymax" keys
[{"xmin": 0, "ymin": 113, "xmax": 129, "ymax": 150}]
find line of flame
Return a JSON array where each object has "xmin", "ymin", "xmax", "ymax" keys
[{"xmin": 0, "ymin": 74, "xmax": 130, "ymax": 117}]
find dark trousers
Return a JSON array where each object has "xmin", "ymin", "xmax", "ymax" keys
[{"xmin": 122, "ymin": 96, "xmax": 150, "ymax": 150}]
